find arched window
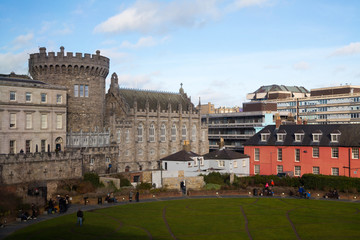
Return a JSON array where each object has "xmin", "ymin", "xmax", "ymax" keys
[
  {"xmin": 191, "ymin": 124, "xmax": 197, "ymax": 141},
  {"xmin": 171, "ymin": 124, "xmax": 177, "ymax": 141},
  {"xmin": 116, "ymin": 129, "xmax": 121, "ymax": 143},
  {"xmin": 160, "ymin": 124, "xmax": 166, "ymax": 142},
  {"xmin": 149, "ymin": 124, "xmax": 155, "ymax": 142},
  {"xmin": 182, "ymin": 124, "xmax": 187, "ymax": 141},
  {"xmin": 125, "ymin": 129, "xmax": 130, "ymax": 143},
  {"xmin": 137, "ymin": 123, "xmax": 143, "ymax": 142}
]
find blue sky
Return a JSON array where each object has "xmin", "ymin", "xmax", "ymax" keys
[{"xmin": 1, "ymin": 0, "xmax": 360, "ymax": 107}]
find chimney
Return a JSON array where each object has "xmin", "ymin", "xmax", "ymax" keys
[
  {"xmin": 183, "ymin": 140, "xmax": 191, "ymax": 152},
  {"xmin": 297, "ymin": 117, "xmax": 302, "ymax": 125},
  {"xmin": 218, "ymin": 138, "xmax": 225, "ymax": 150},
  {"xmin": 275, "ymin": 114, "xmax": 281, "ymax": 129}
]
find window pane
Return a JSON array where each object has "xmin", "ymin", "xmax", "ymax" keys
[
  {"xmin": 74, "ymin": 85, "xmax": 79, "ymax": 97},
  {"xmin": 41, "ymin": 93, "xmax": 47, "ymax": 103},
  {"xmin": 10, "ymin": 91, "xmax": 16, "ymax": 101},
  {"xmin": 10, "ymin": 113, "xmax": 16, "ymax": 128},
  {"xmin": 278, "ymin": 149, "xmax": 282, "ymax": 161},
  {"xmin": 26, "ymin": 92, "xmax": 32, "ymax": 102},
  {"xmin": 26, "ymin": 114, "xmax": 32, "ymax": 129},
  {"xmin": 56, "ymin": 94, "xmax": 62, "ymax": 103},
  {"xmin": 85, "ymin": 85, "xmax": 89, "ymax": 97},
  {"xmin": 56, "ymin": 115, "xmax": 62, "ymax": 129},
  {"xmin": 255, "ymin": 148, "xmax": 260, "ymax": 161},
  {"xmin": 80, "ymin": 85, "xmax": 84, "ymax": 97},
  {"xmin": 41, "ymin": 114, "xmax": 47, "ymax": 129}
]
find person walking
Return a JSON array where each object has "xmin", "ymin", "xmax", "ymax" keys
[
  {"xmin": 129, "ymin": 191, "xmax": 133, "ymax": 202},
  {"xmin": 77, "ymin": 209, "xmax": 84, "ymax": 226},
  {"xmin": 135, "ymin": 191, "xmax": 139, "ymax": 202}
]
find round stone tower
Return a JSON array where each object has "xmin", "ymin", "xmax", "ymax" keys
[{"xmin": 29, "ymin": 46, "xmax": 110, "ymax": 132}]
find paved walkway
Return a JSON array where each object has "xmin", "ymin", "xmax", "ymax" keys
[{"xmin": 0, "ymin": 195, "xmax": 359, "ymax": 239}]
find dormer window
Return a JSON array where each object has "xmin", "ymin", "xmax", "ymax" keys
[
  {"xmin": 331, "ymin": 133, "xmax": 340, "ymax": 143},
  {"xmin": 312, "ymin": 134, "xmax": 321, "ymax": 142},
  {"xmin": 261, "ymin": 133, "xmax": 270, "ymax": 142},
  {"xmin": 277, "ymin": 133, "xmax": 286, "ymax": 142},
  {"xmin": 294, "ymin": 133, "xmax": 304, "ymax": 142}
]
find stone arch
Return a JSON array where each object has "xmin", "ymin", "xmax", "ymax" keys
[
  {"xmin": 55, "ymin": 65, "xmax": 60, "ymax": 73},
  {"xmin": 61, "ymin": 65, "xmax": 66, "ymax": 73},
  {"xmin": 68, "ymin": 65, "xmax": 73, "ymax": 74},
  {"xmin": 80, "ymin": 65, "xmax": 85, "ymax": 74},
  {"xmin": 50, "ymin": 65, "xmax": 54, "ymax": 74},
  {"xmin": 55, "ymin": 137, "xmax": 63, "ymax": 151}
]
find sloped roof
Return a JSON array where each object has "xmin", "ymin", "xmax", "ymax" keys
[
  {"xmin": 252, "ymin": 85, "xmax": 309, "ymax": 94},
  {"xmin": 118, "ymin": 88, "xmax": 195, "ymax": 112},
  {"xmin": 160, "ymin": 150, "xmax": 201, "ymax": 161},
  {"xmin": 244, "ymin": 124, "xmax": 360, "ymax": 147},
  {"xmin": 203, "ymin": 148, "xmax": 249, "ymax": 160}
]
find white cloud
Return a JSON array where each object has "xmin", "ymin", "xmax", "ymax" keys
[
  {"xmin": 330, "ymin": 42, "xmax": 360, "ymax": 57},
  {"xmin": 232, "ymin": 0, "xmax": 269, "ymax": 9},
  {"xmin": 293, "ymin": 61, "xmax": 310, "ymax": 71},
  {"xmin": 12, "ymin": 33, "xmax": 34, "ymax": 50},
  {"xmin": 120, "ymin": 36, "xmax": 169, "ymax": 49},
  {"xmin": 116, "ymin": 72, "xmax": 162, "ymax": 89},
  {"xmin": 95, "ymin": 0, "xmax": 269, "ymax": 34},
  {"xmin": 0, "ymin": 51, "xmax": 29, "ymax": 74}
]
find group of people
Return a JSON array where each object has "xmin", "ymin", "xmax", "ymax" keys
[
  {"xmin": 129, "ymin": 190, "xmax": 140, "ymax": 202},
  {"xmin": 262, "ymin": 180, "xmax": 275, "ymax": 196},
  {"xmin": 298, "ymin": 186, "xmax": 311, "ymax": 199},
  {"xmin": 17, "ymin": 203, "xmax": 38, "ymax": 222},
  {"xmin": 47, "ymin": 195, "xmax": 70, "ymax": 214}
]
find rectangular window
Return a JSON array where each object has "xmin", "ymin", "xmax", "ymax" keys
[
  {"xmin": 10, "ymin": 113, "xmax": 16, "ymax": 128},
  {"xmin": 352, "ymin": 148, "xmax": 359, "ymax": 159},
  {"xmin": 332, "ymin": 167, "xmax": 339, "ymax": 176},
  {"xmin": 295, "ymin": 134, "xmax": 302, "ymax": 142},
  {"xmin": 242, "ymin": 160, "xmax": 246, "ymax": 167},
  {"xmin": 194, "ymin": 158, "xmax": 198, "ymax": 166},
  {"xmin": 74, "ymin": 85, "xmax": 79, "ymax": 97},
  {"xmin": 313, "ymin": 134, "xmax": 320, "ymax": 142},
  {"xmin": 56, "ymin": 114, "xmax": 62, "ymax": 129},
  {"xmin": 125, "ymin": 129, "xmax": 130, "ymax": 143},
  {"xmin": 218, "ymin": 160, "xmax": 225, "ymax": 167},
  {"xmin": 233, "ymin": 161, "xmax": 238, "ymax": 168},
  {"xmin": 278, "ymin": 148, "xmax": 282, "ymax": 161},
  {"xmin": 277, "ymin": 134, "xmax": 285, "ymax": 142},
  {"xmin": 312, "ymin": 147, "xmax": 319, "ymax": 158},
  {"xmin": 41, "ymin": 114, "xmax": 48, "ymax": 129},
  {"xmin": 80, "ymin": 85, "xmax": 84, "ymax": 97},
  {"xmin": 10, "ymin": 91, "xmax": 16, "ymax": 101},
  {"xmin": 277, "ymin": 165, "xmax": 283, "ymax": 174},
  {"xmin": 254, "ymin": 148, "xmax": 260, "ymax": 161},
  {"xmin": 331, "ymin": 134, "xmax": 340, "ymax": 143},
  {"xmin": 261, "ymin": 134, "xmax": 269, "ymax": 142},
  {"xmin": 313, "ymin": 166, "xmax": 320, "ymax": 175},
  {"xmin": 26, "ymin": 113, "xmax": 32, "ymax": 129},
  {"xmin": 10, "ymin": 140, "xmax": 16, "ymax": 154},
  {"xmin": 25, "ymin": 140, "xmax": 31, "ymax": 153},
  {"xmin": 332, "ymin": 147, "xmax": 339, "ymax": 158},
  {"xmin": 85, "ymin": 85, "xmax": 89, "ymax": 97},
  {"xmin": 41, "ymin": 93, "xmax": 47, "ymax": 103},
  {"xmin": 56, "ymin": 94, "xmax": 62, "ymax": 103},
  {"xmin": 295, "ymin": 149, "xmax": 300, "ymax": 162},
  {"xmin": 90, "ymin": 158, "xmax": 94, "ymax": 165},
  {"xmin": 26, "ymin": 92, "xmax": 32, "ymax": 102},
  {"xmin": 254, "ymin": 165, "xmax": 260, "ymax": 174},
  {"xmin": 294, "ymin": 166, "xmax": 301, "ymax": 176},
  {"xmin": 41, "ymin": 140, "xmax": 46, "ymax": 152}
]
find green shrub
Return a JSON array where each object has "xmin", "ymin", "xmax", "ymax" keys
[
  {"xmin": 83, "ymin": 172, "xmax": 103, "ymax": 188},
  {"xmin": 204, "ymin": 183, "xmax": 221, "ymax": 190},
  {"xmin": 120, "ymin": 177, "xmax": 131, "ymax": 187},
  {"xmin": 136, "ymin": 182, "xmax": 152, "ymax": 190},
  {"xmin": 203, "ymin": 172, "xmax": 229, "ymax": 185}
]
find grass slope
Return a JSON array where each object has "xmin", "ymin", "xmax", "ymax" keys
[{"xmin": 5, "ymin": 198, "xmax": 360, "ymax": 240}]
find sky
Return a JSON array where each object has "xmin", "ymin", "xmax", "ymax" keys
[{"xmin": 1, "ymin": 0, "xmax": 360, "ymax": 107}]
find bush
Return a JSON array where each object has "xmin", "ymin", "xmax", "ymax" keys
[
  {"xmin": 204, "ymin": 183, "xmax": 221, "ymax": 190},
  {"xmin": 83, "ymin": 172, "xmax": 103, "ymax": 188},
  {"xmin": 203, "ymin": 172, "xmax": 229, "ymax": 185},
  {"xmin": 120, "ymin": 178, "xmax": 131, "ymax": 187},
  {"xmin": 136, "ymin": 182, "xmax": 152, "ymax": 190},
  {"xmin": 301, "ymin": 174, "xmax": 360, "ymax": 192}
]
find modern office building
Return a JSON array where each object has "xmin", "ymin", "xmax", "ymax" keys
[{"xmin": 276, "ymin": 85, "xmax": 360, "ymax": 124}]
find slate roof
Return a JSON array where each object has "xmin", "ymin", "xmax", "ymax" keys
[
  {"xmin": 160, "ymin": 150, "xmax": 201, "ymax": 161},
  {"xmin": 118, "ymin": 88, "xmax": 195, "ymax": 112},
  {"xmin": 243, "ymin": 124, "xmax": 360, "ymax": 147},
  {"xmin": 0, "ymin": 76, "xmax": 46, "ymax": 85},
  {"xmin": 252, "ymin": 84, "xmax": 309, "ymax": 94},
  {"xmin": 203, "ymin": 148, "xmax": 249, "ymax": 160}
]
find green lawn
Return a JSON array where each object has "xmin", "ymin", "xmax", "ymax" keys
[{"xmin": 5, "ymin": 198, "xmax": 360, "ymax": 240}]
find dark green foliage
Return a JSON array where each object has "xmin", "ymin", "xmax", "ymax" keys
[
  {"xmin": 301, "ymin": 174, "xmax": 360, "ymax": 192},
  {"xmin": 119, "ymin": 177, "xmax": 131, "ymax": 187},
  {"xmin": 136, "ymin": 182, "xmax": 152, "ymax": 190},
  {"xmin": 83, "ymin": 172, "xmax": 103, "ymax": 188},
  {"xmin": 203, "ymin": 172, "xmax": 229, "ymax": 185}
]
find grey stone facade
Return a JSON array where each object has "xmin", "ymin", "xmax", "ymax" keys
[{"xmin": 28, "ymin": 47, "xmax": 109, "ymax": 132}]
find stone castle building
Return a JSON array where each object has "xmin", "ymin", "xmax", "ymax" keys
[
  {"xmin": 105, "ymin": 73, "xmax": 208, "ymax": 172},
  {"xmin": 2, "ymin": 46, "xmax": 209, "ymax": 177}
]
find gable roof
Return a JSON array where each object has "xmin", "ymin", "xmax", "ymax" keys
[
  {"xmin": 118, "ymin": 88, "xmax": 195, "ymax": 112},
  {"xmin": 243, "ymin": 124, "xmax": 360, "ymax": 147},
  {"xmin": 160, "ymin": 150, "xmax": 201, "ymax": 161},
  {"xmin": 203, "ymin": 148, "xmax": 249, "ymax": 160}
]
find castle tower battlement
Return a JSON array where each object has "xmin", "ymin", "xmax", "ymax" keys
[{"xmin": 29, "ymin": 47, "xmax": 110, "ymax": 132}]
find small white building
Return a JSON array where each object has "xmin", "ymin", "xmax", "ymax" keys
[{"xmin": 160, "ymin": 147, "xmax": 250, "ymax": 177}]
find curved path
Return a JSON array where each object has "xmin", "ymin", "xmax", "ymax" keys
[
  {"xmin": 162, "ymin": 207, "xmax": 177, "ymax": 240},
  {"xmin": 240, "ymin": 205, "xmax": 253, "ymax": 240},
  {"xmin": 286, "ymin": 208, "xmax": 302, "ymax": 240}
]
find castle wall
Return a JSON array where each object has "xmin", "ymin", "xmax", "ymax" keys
[
  {"xmin": 28, "ymin": 47, "xmax": 110, "ymax": 132},
  {"xmin": 0, "ymin": 146, "xmax": 119, "ymax": 185}
]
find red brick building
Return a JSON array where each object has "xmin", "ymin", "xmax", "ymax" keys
[{"xmin": 244, "ymin": 124, "xmax": 360, "ymax": 178}]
